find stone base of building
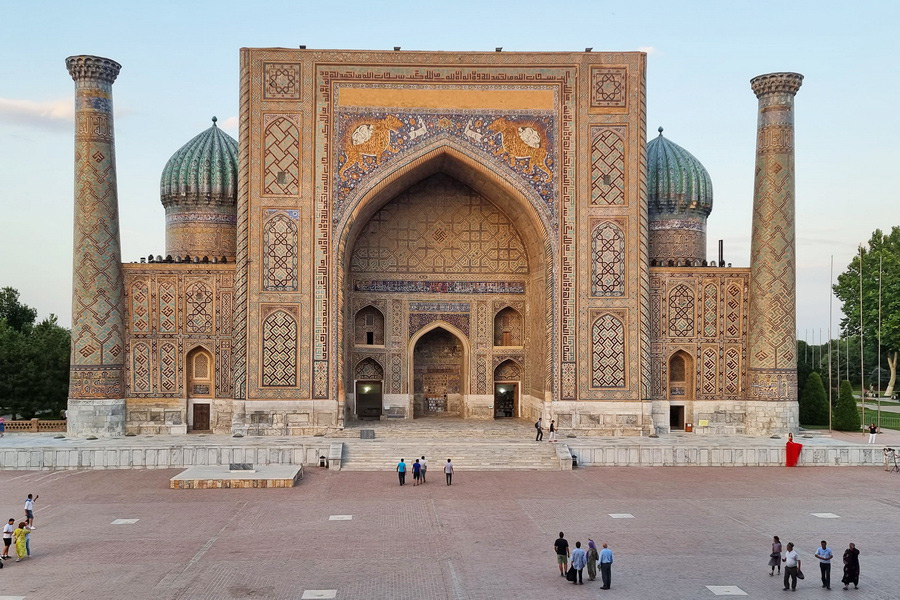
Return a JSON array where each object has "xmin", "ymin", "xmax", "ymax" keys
[
  {"xmin": 67, "ymin": 398, "xmax": 126, "ymax": 437},
  {"xmin": 543, "ymin": 400, "xmax": 652, "ymax": 436},
  {"xmin": 650, "ymin": 399, "xmax": 799, "ymax": 436},
  {"xmin": 229, "ymin": 400, "xmax": 341, "ymax": 436}
]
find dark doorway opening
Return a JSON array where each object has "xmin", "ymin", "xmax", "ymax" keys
[
  {"xmin": 494, "ymin": 382, "xmax": 517, "ymax": 418},
  {"xmin": 192, "ymin": 403, "xmax": 210, "ymax": 431},
  {"xmin": 670, "ymin": 405, "xmax": 685, "ymax": 430},
  {"xmin": 356, "ymin": 380, "xmax": 382, "ymax": 420}
]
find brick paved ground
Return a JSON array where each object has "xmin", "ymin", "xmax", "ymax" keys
[{"xmin": 0, "ymin": 466, "xmax": 896, "ymax": 599}]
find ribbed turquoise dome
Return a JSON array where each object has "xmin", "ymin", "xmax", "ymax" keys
[
  {"xmin": 160, "ymin": 117, "xmax": 238, "ymax": 207},
  {"xmin": 646, "ymin": 128, "xmax": 713, "ymax": 218}
]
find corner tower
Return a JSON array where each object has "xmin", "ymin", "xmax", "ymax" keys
[
  {"xmin": 747, "ymin": 72, "xmax": 803, "ymax": 431},
  {"xmin": 65, "ymin": 55, "xmax": 126, "ymax": 436}
]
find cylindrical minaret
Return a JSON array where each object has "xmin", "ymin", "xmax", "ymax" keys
[
  {"xmin": 747, "ymin": 72, "xmax": 803, "ymax": 427},
  {"xmin": 65, "ymin": 55, "xmax": 126, "ymax": 436}
]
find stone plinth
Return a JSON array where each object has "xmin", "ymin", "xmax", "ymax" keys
[{"xmin": 170, "ymin": 464, "xmax": 303, "ymax": 489}]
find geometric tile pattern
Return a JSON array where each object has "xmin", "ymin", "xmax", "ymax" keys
[
  {"xmin": 591, "ymin": 220, "xmax": 626, "ymax": 296},
  {"xmin": 701, "ymin": 346, "xmax": 718, "ymax": 395},
  {"xmin": 725, "ymin": 284, "xmax": 742, "ymax": 338},
  {"xmin": 158, "ymin": 281, "xmax": 177, "ymax": 333},
  {"xmin": 263, "ymin": 115, "xmax": 300, "ymax": 196},
  {"xmin": 590, "ymin": 66, "xmax": 627, "ymax": 108},
  {"xmin": 131, "ymin": 342, "xmax": 151, "ymax": 393},
  {"xmin": 185, "ymin": 282, "xmax": 214, "ymax": 334},
  {"xmin": 724, "ymin": 346, "xmax": 740, "ymax": 396},
  {"xmin": 591, "ymin": 313, "xmax": 626, "ymax": 387},
  {"xmin": 702, "ymin": 283, "xmax": 718, "ymax": 338},
  {"xmin": 493, "ymin": 307, "xmax": 523, "ymax": 347},
  {"xmin": 263, "ymin": 212, "xmax": 299, "ymax": 291},
  {"xmin": 590, "ymin": 127, "xmax": 625, "ymax": 205},
  {"xmin": 354, "ymin": 357, "xmax": 383, "ymax": 380},
  {"xmin": 262, "ymin": 310, "xmax": 297, "ymax": 387},
  {"xmin": 667, "ymin": 284, "xmax": 695, "ymax": 338},
  {"xmin": 131, "ymin": 280, "xmax": 150, "ymax": 334},
  {"xmin": 263, "ymin": 63, "xmax": 301, "ymax": 100},
  {"xmin": 494, "ymin": 359, "xmax": 521, "ymax": 380},
  {"xmin": 160, "ymin": 342, "xmax": 178, "ymax": 393}
]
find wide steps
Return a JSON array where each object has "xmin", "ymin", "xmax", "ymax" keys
[{"xmin": 340, "ymin": 440, "xmax": 560, "ymax": 471}]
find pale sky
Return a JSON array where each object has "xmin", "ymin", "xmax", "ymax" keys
[{"xmin": 1, "ymin": 0, "xmax": 897, "ymax": 344}]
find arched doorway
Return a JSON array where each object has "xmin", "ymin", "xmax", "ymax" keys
[
  {"xmin": 668, "ymin": 350, "xmax": 693, "ymax": 431},
  {"xmin": 354, "ymin": 357, "xmax": 384, "ymax": 419},
  {"xmin": 493, "ymin": 359, "xmax": 521, "ymax": 418},
  {"xmin": 411, "ymin": 326, "xmax": 465, "ymax": 418},
  {"xmin": 187, "ymin": 346, "xmax": 214, "ymax": 431}
]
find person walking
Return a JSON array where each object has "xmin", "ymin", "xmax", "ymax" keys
[
  {"xmin": 396, "ymin": 458, "xmax": 407, "ymax": 486},
  {"xmin": 548, "ymin": 419, "xmax": 557, "ymax": 442},
  {"xmin": 24, "ymin": 494, "xmax": 38, "ymax": 529},
  {"xmin": 1, "ymin": 518, "xmax": 13, "ymax": 560},
  {"xmin": 769, "ymin": 535, "xmax": 783, "ymax": 576},
  {"xmin": 412, "ymin": 459, "xmax": 421, "ymax": 486},
  {"xmin": 841, "ymin": 543, "xmax": 860, "ymax": 590},
  {"xmin": 444, "ymin": 458, "xmax": 454, "ymax": 485},
  {"xmin": 553, "ymin": 532, "xmax": 570, "ymax": 577},
  {"xmin": 12, "ymin": 522, "xmax": 28, "ymax": 562},
  {"xmin": 570, "ymin": 541, "xmax": 587, "ymax": 585},
  {"xmin": 868, "ymin": 423, "xmax": 878, "ymax": 444},
  {"xmin": 782, "ymin": 542, "xmax": 801, "ymax": 591},
  {"xmin": 815, "ymin": 540, "xmax": 833, "ymax": 589},
  {"xmin": 586, "ymin": 539, "xmax": 599, "ymax": 581},
  {"xmin": 420, "ymin": 456, "xmax": 427, "ymax": 483},
  {"xmin": 599, "ymin": 542, "xmax": 614, "ymax": 589},
  {"xmin": 535, "ymin": 417, "xmax": 543, "ymax": 441}
]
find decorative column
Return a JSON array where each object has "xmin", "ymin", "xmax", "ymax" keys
[
  {"xmin": 747, "ymin": 72, "xmax": 803, "ymax": 432},
  {"xmin": 65, "ymin": 55, "xmax": 126, "ymax": 436}
]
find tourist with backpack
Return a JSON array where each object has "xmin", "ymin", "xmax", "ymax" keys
[{"xmin": 535, "ymin": 417, "xmax": 543, "ymax": 441}]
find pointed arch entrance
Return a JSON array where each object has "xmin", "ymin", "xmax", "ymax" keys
[
  {"xmin": 336, "ymin": 143, "xmax": 555, "ymax": 421},
  {"xmin": 186, "ymin": 345, "xmax": 214, "ymax": 431},
  {"xmin": 409, "ymin": 323, "xmax": 468, "ymax": 418},
  {"xmin": 668, "ymin": 350, "xmax": 694, "ymax": 431}
]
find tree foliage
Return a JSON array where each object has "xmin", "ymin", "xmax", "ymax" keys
[
  {"xmin": 833, "ymin": 380, "xmax": 861, "ymax": 431},
  {"xmin": 799, "ymin": 371, "xmax": 829, "ymax": 427},
  {"xmin": 834, "ymin": 227, "xmax": 900, "ymax": 395},
  {"xmin": 0, "ymin": 288, "xmax": 69, "ymax": 419}
]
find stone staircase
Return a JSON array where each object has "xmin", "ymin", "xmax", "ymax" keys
[{"xmin": 339, "ymin": 439, "xmax": 563, "ymax": 471}]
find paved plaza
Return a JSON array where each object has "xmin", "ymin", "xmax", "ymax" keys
[{"xmin": 0, "ymin": 466, "xmax": 896, "ymax": 599}]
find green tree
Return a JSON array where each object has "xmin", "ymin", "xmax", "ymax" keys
[
  {"xmin": 833, "ymin": 379, "xmax": 861, "ymax": 431},
  {"xmin": 834, "ymin": 227, "xmax": 900, "ymax": 397},
  {"xmin": 799, "ymin": 371, "xmax": 829, "ymax": 427},
  {"xmin": 0, "ymin": 290, "xmax": 70, "ymax": 419}
]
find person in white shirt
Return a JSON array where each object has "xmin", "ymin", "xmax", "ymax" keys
[
  {"xmin": 24, "ymin": 494, "xmax": 38, "ymax": 529},
  {"xmin": 1, "ymin": 518, "xmax": 14, "ymax": 560},
  {"xmin": 419, "ymin": 456, "xmax": 427, "ymax": 483},
  {"xmin": 815, "ymin": 540, "xmax": 833, "ymax": 590},
  {"xmin": 782, "ymin": 542, "xmax": 801, "ymax": 591}
]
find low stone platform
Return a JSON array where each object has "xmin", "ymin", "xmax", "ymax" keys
[{"xmin": 170, "ymin": 464, "xmax": 303, "ymax": 489}]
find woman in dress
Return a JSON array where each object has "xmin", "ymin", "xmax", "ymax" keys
[
  {"xmin": 841, "ymin": 543, "xmax": 860, "ymax": 590},
  {"xmin": 12, "ymin": 522, "xmax": 28, "ymax": 562},
  {"xmin": 769, "ymin": 535, "xmax": 783, "ymax": 575},
  {"xmin": 586, "ymin": 539, "xmax": 600, "ymax": 581},
  {"xmin": 785, "ymin": 433, "xmax": 803, "ymax": 467}
]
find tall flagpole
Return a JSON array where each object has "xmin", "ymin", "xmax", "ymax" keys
[
  {"xmin": 859, "ymin": 246, "xmax": 866, "ymax": 429},
  {"xmin": 829, "ymin": 255, "xmax": 833, "ymax": 432},
  {"xmin": 878, "ymin": 254, "xmax": 882, "ymax": 429}
]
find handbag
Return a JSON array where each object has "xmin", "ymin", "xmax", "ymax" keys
[
  {"xmin": 797, "ymin": 568, "xmax": 805, "ymax": 580},
  {"xmin": 566, "ymin": 566, "xmax": 577, "ymax": 582}
]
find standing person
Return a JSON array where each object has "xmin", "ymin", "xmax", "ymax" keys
[
  {"xmin": 396, "ymin": 458, "xmax": 406, "ymax": 486},
  {"xmin": 24, "ymin": 494, "xmax": 38, "ymax": 528},
  {"xmin": 0, "ymin": 416, "xmax": 5, "ymax": 437},
  {"xmin": 548, "ymin": 419, "xmax": 557, "ymax": 442},
  {"xmin": 420, "ymin": 456, "xmax": 427, "ymax": 483},
  {"xmin": 444, "ymin": 458, "xmax": 454, "ymax": 485},
  {"xmin": 785, "ymin": 433, "xmax": 803, "ymax": 467},
  {"xmin": 841, "ymin": 543, "xmax": 860, "ymax": 590},
  {"xmin": 1, "ymin": 518, "xmax": 13, "ymax": 560},
  {"xmin": 12, "ymin": 522, "xmax": 28, "ymax": 562},
  {"xmin": 815, "ymin": 540, "xmax": 833, "ymax": 589},
  {"xmin": 599, "ymin": 542, "xmax": 614, "ymax": 589},
  {"xmin": 586, "ymin": 539, "xmax": 599, "ymax": 581},
  {"xmin": 412, "ymin": 459, "xmax": 421, "ymax": 486},
  {"xmin": 868, "ymin": 423, "xmax": 878, "ymax": 444},
  {"xmin": 782, "ymin": 542, "xmax": 801, "ymax": 591},
  {"xmin": 769, "ymin": 535, "xmax": 783, "ymax": 576},
  {"xmin": 535, "ymin": 417, "xmax": 543, "ymax": 441},
  {"xmin": 553, "ymin": 532, "xmax": 570, "ymax": 577},
  {"xmin": 570, "ymin": 541, "xmax": 587, "ymax": 585}
]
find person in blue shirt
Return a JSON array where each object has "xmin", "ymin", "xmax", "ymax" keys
[
  {"xmin": 412, "ymin": 459, "xmax": 421, "ymax": 486},
  {"xmin": 815, "ymin": 540, "xmax": 833, "ymax": 590},
  {"xmin": 599, "ymin": 543, "xmax": 614, "ymax": 589},
  {"xmin": 396, "ymin": 458, "xmax": 406, "ymax": 486},
  {"xmin": 570, "ymin": 541, "xmax": 587, "ymax": 585}
]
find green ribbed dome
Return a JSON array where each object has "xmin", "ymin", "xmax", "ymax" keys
[
  {"xmin": 160, "ymin": 117, "xmax": 238, "ymax": 207},
  {"xmin": 646, "ymin": 128, "xmax": 713, "ymax": 218}
]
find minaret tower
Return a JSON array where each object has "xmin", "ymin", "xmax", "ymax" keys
[
  {"xmin": 65, "ymin": 55, "xmax": 126, "ymax": 436},
  {"xmin": 747, "ymin": 72, "xmax": 803, "ymax": 432}
]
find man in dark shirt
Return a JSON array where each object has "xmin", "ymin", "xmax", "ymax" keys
[{"xmin": 554, "ymin": 531, "xmax": 570, "ymax": 577}]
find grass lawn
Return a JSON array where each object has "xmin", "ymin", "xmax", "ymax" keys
[{"xmin": 862, "ymin": 407, "xmax": 900, "ymax": 430}]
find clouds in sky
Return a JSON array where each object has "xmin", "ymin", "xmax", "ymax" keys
[{"xmin": 0, "ymin": 97, "xmax": 72, "ymax": 131}]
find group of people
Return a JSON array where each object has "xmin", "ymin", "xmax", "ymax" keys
[
  {"xmin": 534, "ymin": 418, "xmax": 558, "ymax": 442},
  {"xmin": 396, "ymin": 457, "xmax": 455, "ymax": 486},
  {"xmin": 554, "ymin": 532, "xmax": 613, "ymax": 589},
  {"xmin": 768, "ymin": 536, "xmax": 861, "ymax": 591},
  {"xmin": 1, "ymin": 494, "xmax": 38, "ymax": 566}
]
